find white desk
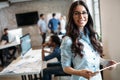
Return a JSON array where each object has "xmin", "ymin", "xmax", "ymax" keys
[
  {"xmin": 0, "ymin": 48, "xmax": 57, "ymax": 76},
  {"xmin": 0, "ymin": 42, "xmax": 20, "ymax": 50},
  {"xmin": 0, "ymin": 41, "xmax": 20, "ymax": 67}
]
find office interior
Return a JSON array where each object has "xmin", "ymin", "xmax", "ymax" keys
[{"xmin": 0, "ymin": 0, "xmax": 120, "ymax": 80}]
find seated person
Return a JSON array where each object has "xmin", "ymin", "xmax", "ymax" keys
[
  {"xmin": 41, "ymin": 35, "xmax": 63, "ymax": 80},
  {"xmin": 0, "ymin": 28, "xmax": 17, "ymax": 60},
  {"xmin": 42, "ymin": 35, "xmax": 61, "ymax": 61}
]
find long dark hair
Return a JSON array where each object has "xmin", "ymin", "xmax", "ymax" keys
[{"xmin": 66, "ymin": 0, "xmax": 103, "ymax": 57}]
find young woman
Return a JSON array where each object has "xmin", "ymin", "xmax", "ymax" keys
[{"xmin": 60, "ymin": 1, "xmax": 116, "ymax": 80}]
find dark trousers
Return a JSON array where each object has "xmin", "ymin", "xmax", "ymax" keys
[
  {"xmin": 41, "ymin": 62, "xmax": 63, "ymax": 80},
  {"xmin": 42, "ymin": 33, "xmax": 46, "ymax": 44},
  {"xmin": 51, "ymin": 30, "xmax": 58, "ymax": 35},
  {"xmin": 8, "ymin": 46, "xmax": 17, "ymax": 58},
  {"xmin": 0, "ymin": 46, "xmax": 16, "ymax": 67},
  {"xmin": 0, "ymin": 50, "xmax": 4, "ymax": 66},
  {"xmin": 0, "ymin": 48, "xmax": 10, "ymax": 66}
]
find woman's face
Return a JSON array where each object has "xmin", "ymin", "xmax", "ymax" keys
[{"xmin": 73, "ymin": 5, "xmax": 88, "ymax": 29}]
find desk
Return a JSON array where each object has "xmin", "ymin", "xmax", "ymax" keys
[
  {"xmin": 0, "ymin": 42, "xmax": 20, "ymax": 50},
  {"xmin": 0, "ymin": 41, "xmax": 20, "ymax": 67},
  {"xmin": 0, "ymin": 49, "xmax": 57, "ymax": 79}
]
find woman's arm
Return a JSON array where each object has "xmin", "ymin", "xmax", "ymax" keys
[
  {"xmin": 63, "ymin": 66, "xmax": 96, "ymax": 79},
  {"xmin": 100, "ymin": 58, "xmax": 117, "ymax": 70}
]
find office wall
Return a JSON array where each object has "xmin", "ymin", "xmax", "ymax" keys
[
  {"xmin": 100, "ymin": 0, "xmax": 120, "ymax": 80},
  {"xmin": 0, "ymin": 0, "xmax": 72, "ymax": 47}
]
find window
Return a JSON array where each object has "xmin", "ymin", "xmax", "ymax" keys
[
  {"xmin": 93, "ymin": 0, "xmax": 101, "ymax": 40},
  {"xmin": 86, "ymin": 0, "xmax": 102, "ymax": 40}
]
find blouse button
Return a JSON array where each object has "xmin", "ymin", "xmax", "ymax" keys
[
  {"xmin": 93, "ymin": 58, "xmax": 95, "ymax": 60},
  {"xmin": 93, "ymin": 65, "xmax": 95, "ymax": 68}
]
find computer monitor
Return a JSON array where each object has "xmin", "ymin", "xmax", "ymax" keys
[
  {"xmin": 8, "ymin": 28, "xmax": 22, "ymax": 43},
  {"xmin": 20, "ymin": 33, "xmax": 32, "ymax": 56},
  {"xmin": 15, "ymin": 11, "xmax": 39, "ymax": 27}
]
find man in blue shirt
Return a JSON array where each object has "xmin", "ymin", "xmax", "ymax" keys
[
  {"xmin": 48, "ymin": 13, "xmax": 61, "ymax": 35},
  {"xmin": 41, "ymin": 35, "xmax": 62, "ymax": 80},
  {"xmin": 42, "ymin": 35, "xmax": 61, "ymax": 61}
]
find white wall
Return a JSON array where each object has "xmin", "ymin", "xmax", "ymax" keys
[{"xmin": 100, "ymin": 0, "xmax": 120, "ymax": 80}]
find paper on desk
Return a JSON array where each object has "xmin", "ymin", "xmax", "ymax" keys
[
  {"xmin": 11, "ymin": 58, "xmax": 40, "ymax": 67},
  {"xmin": 1, "ymin": 65, "xmax": 20, "ymax": 73},
  {"xmin": 12, "ymin": 61, "xmax": 41, "ymax": 73},
  {"xmin": 22, "ymin": 54, "xmax": 41, "ymax": 62},
  {"xmin": 1, "ymin": 59, "xmax": 41, "ymax": 74},
  {"xmin": 24, "ymin": 57, "xmax": 40, "ymax": 62},
  {"xmin": 1, "ymin": 67, "xmax": 33, "ymax": 73},
  {"xmin": 14, "ymin": 68, "xmax": 33, "ymax": 73}
]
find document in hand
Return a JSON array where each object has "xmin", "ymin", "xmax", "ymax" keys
[{"xmin": 98, "ymin": 62, "xmax": 120, "ymax": 72}]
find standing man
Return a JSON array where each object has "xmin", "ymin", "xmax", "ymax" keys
[
  {"xmin": 59, "ymin": 15, "xmax": 66, "ymax": 35},
  {"xmin": 37, "ymin": 13, "xmax": 47, "ymax": 44},
  {"xmin": 48, "ymin": 13, "xmax": 61, "ymax": 35}
]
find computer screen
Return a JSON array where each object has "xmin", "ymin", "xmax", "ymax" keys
[
  {"xmin": 20, "ymin": 33, "xmax": 31, "ymax": 56},
  {"xmin": 8, "ymin": 28, "xmax": 22, "ymax": 43}
]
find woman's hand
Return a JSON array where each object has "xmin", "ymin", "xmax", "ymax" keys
[
  {"xmin": 63, "ymin": 67, "xmax": 98, "ymax": 80},
  {"xmin": 107, "ymin": 60, "xmax": 117, "ymax": 70},
  {"xmin": 77, "ymin": 69, "xmax": 97, "ymax": 79}
]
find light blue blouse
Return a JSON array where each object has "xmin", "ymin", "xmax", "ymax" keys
[{"xmin": 60, "ymin": 32, "xmax": 102, "ymax": 80}]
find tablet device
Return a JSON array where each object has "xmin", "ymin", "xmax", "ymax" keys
[{"xmin": 98, "ymin": 62, "xmax": 120, "ymax": 72}]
